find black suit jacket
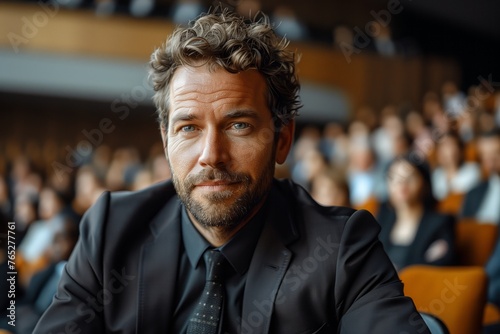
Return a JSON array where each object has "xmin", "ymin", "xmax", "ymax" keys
[
  {"xmin": 377, "ymin": 203, "xmax": 456, "ymax": 269},
  {"xmin": 461, "ymin": 180, "xmax": 490, "ymax": 219},
  {"xmin": 34, "ymin": 179, "xmax": 429, "ymax": 334}
]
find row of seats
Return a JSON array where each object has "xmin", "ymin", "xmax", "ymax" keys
[{"xmin": 401, "ymin": 265, "xmax": 500, "ymax": 334}]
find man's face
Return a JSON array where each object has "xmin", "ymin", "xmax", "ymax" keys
[
  {"xmin": 163, "ymin": 65, "xmax": 293, "ymax": 231},
  {"xmin": 478, "ymin": 136, "xmax": 500, "ymax": 176}
]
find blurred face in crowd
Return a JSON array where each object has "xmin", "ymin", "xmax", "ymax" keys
[
  {"xmin": 163, "ymin": 65, "xmax": 293, "ymax": 231},
  {"xmin": 387, "ymin": 160, "xmax": 425, "ymax": 208},
  {"xmin": 303, "ymin": 150, "xmax": 327, "ymax": 181},
  {"xmin": 478, "ymin": 135, "xmax": 500, "ymax": 176},
  {"xmin": 311, "ymin": 175, "xmax": 349, "ymax": 207},
  {"xmin": 436, "ymin": 135, "xmax": 461, "ymax": 169},
  {"xmin": 14, "ymin": 195, "xmax": 37, "ymax": 228},
  {"xmin": 39, "ymin": 187, "xmax": 63, "ymax": 220}
]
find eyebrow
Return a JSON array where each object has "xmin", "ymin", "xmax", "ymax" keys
[
  {"xmin": 170, "ymin": 112, "xmax": 199, "ymax": 126},
  {"xmin": 170, "ymin": 109, "xmax": 259, "ymax": 126},
  {"xmin": 223, "ymin": 109, "xmax": 259, "ymax": 120}
]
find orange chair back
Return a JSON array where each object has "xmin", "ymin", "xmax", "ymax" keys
[
  {"xmin": 456, "ymin": 221, "xmax": 498, "ymax": 266},
  {"xmin": 400, "ymin": 265, "xmax": 487, "ymax": 334},
  {"xmin": 437, "ymin": 192, "xmax": 464, "ymax": 216},
  {"xmin": 353, "ymin": 195, "xmax": 379, "ymax": 217},
  {"xmin": 483, "ymin": 303, "xmax": 500, "ymax": 326}
]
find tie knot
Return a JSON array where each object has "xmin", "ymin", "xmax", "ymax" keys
[{"xmin": 203, "ymin": 249, "xmax": 226, "ymax": 282}]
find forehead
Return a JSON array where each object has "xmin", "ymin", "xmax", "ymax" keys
[
  {"xmin": 169, "ymin": 65, "xmax": 267, "ymax": 109},
  {"xmin": 389, "ymin": 160, "xmax": 418, "ymax": 176}
]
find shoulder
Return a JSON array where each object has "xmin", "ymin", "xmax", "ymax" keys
[
  {"xmin": 467, "ymin": 179, "xmax": 490, "ymax": 194},
  {"xmin": 81, "ymin": 180, "xmax": 176, "ymax": 236},
  {"xmin": 108, "ymin": 179, "xmax": 175, "ymax": 208}
]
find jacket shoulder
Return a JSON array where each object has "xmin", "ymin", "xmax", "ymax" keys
[{"xmin": 109, "ymin": 180, "xmax": 175, "ymax": 207}]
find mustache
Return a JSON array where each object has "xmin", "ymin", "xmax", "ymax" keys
[{"xmin": 185, "ymin": 169, "xmax": 250, "ymax": 188}]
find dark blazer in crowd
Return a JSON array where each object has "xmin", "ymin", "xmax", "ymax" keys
[
  {"xmin": 34, "ymin": 179, "xmax": 429, "ymax": 333},
  {"xmin": 377, "ymin": 203, "xmax": 456, "ymax": 270},
  {"xmin": 461, "ymin": 180, "xmax": 495, "ymax": 221},
  {"xmin": 486, "ymin": 238, "xmax": 500, "ymax": 308},
  {"xmin": 17, "ymin": 262, "xmax": 64, "ymax": 334}
]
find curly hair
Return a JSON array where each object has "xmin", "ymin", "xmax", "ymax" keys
[{"xmin": 149, "ymin": 9, "xmax": 301, "ymax": 130}]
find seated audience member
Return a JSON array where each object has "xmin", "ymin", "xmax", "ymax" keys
[
  {"xmin": 291, "ymin": 127, "xmax": 322, "ymax": 188},
  {"xmin": 346, "ymin": 136, "xmax": 384, "ymax": 207},
  {"xmin": 371, "ymin": 106, "xmax": 404, "ymax": 166},
  {"xmin": 485, "ymin": 237, "xmax": 500, "ymax": 334},
  {"xmin": 319, "ymin": 122, "xmax": 349, "ymax": 167},
  {"xmin": 17, "ymin": 218, "xmax": 79, "ymax": 334},
  {"xmin": 462, "ymin": 128, "xmax": 500, "ymax": 224},
  {"xmin": 432, "ymin": 132, "xmax": 482, "ymax": 200},
  {"xmin": 17, "ymin": 186, "xmax": 75, "ymax": 287},
  {"xmin": 486, "ymin": 237, "xmax": 500, "ymax": 308},
  {"xmin": 0, "ymin": 177, "xmax": 12, "ymax": 221},
  {"xmin": 0, "ymin": 211, "xmax": 18, "ymax": 331},
  {"xmin": 405, "ymin": 111, "xmax": 434, "ymax": 160},
  {"xmin": 72, "ymin": 165, "xmax": 106, "ymax": 216},
  {"xmin": 442, "ymin": 81, "xmax": 466, "ymax": 117},
  {"xmin": 12, "ymin": 193, "xmax": 38, "ymax": 246},
  {"xmin": 377, "ymin": 154, "xmax": 456, "ymax": 271},
  {"xmin": 310, "ymin": 167, "xmax": 351, "ymax": 207}
]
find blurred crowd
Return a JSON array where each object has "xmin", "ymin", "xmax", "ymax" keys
[
  {"xmin": 15, "ymin": 0, "xmax": 417, "ymax": 57},
  {"xmin": 1, "ymin": 80, "xmax": 500, "ymax": 332}
]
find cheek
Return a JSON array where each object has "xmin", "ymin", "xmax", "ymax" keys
[
  {"xmin": 167, "ymin": 140, "xmax": 194, "ymax": 174},
  {"xmin": 231, "ymin": 138, "xmax": 274, "ymax": 170}
]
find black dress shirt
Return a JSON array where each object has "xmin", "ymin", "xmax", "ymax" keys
[{"xmin": 171, "ymin": 204, "xmax": 267, "ymax": 333}]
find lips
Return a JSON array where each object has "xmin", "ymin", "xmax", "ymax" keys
[{"xmin": 195, "ymin": 180, "xmax": 239, "ymax": 187}]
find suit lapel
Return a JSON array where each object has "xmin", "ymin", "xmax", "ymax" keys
[
  {"xmin": 241, "ymin": 184, "xmax": 298, "ymax": 333},
  {"xmin": 136, "ymin": 197, "xmax": 182, "ymax": 333}
]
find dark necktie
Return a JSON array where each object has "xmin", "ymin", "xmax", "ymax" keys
[{"xmin": 187, "ymin": 249, "xmax": 226, "ymax": 334}]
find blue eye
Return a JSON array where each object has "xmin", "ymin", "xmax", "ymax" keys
[
  {"xmin": 181, "ymin": 125, "xmax": 196, "ymax": 132},
  {"xmin": 233, "ymin": 122, "xmax": 250, "ymax": 130}
]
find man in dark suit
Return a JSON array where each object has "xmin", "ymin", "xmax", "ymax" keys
[
  {"xmin": 35, "ymin": 9, "xmax": 429, "ymax": 334},
  {"xmin": 461, "ymin": 128, "xmax": 500, "ymax": 224}
]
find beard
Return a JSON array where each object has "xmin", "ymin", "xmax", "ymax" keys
[{"xmin": 171, "ymin": 158, "xmax": 275, "ymax": 233}]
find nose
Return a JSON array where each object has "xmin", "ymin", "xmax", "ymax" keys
[{"xmin": 197, "ymin": 128, "xmax": 230, "ymax": 168}]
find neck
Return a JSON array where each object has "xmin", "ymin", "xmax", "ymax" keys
[
  {"xmin": 188, "ymin": 198, "xmax": 266, "ymax": 247},
  {"xmin": 394, "ymin": 202, "xmax": 424, "ymax": 221}
]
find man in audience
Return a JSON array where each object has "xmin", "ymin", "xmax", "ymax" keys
[
  {"xmin": 17, "ymin": 218, "xmax": 79, "ymax": 334},
  {"xmin": 34, "ymin": 9, "xmax": 429, "ymax": 333},
  {"xmin": 461, "ymin": 128, "xmax": 500, "ymax": 224}
]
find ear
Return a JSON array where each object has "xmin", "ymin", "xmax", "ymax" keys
[{"xmin": 275, "ymin": 120, "xmax": 295, "ymax": 164}]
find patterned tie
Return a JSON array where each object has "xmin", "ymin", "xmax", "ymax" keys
[{"xmin": 187, "ymin": 249, "xmax": 226, "ymax": 334}]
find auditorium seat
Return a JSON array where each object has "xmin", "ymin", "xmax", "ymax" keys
[
  {"xmin": 436, "ymin": 192, "xmax": 464, "ymax": 216},
  {"xmin": 483, "ymin": 303, "xmax": 500, "ymax": 326},
  {"xmin": 353, "ymin": 195, "xmax": 379, "ymax": 216},
  {"xmin": 456, "ymin": 220, "xmax": 498, "ymax": 266},
  {"xmin": 400, "ymin": 265, "xmax": 487, "ymax": 334}
]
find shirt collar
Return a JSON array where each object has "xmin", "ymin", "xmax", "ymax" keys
[
  {"xmin": 181, "ymin": 208, "xmax": 211, "ymax": 269},
  {"xmin": 181, "ymin": 201, "xmax": 268, "ymax": 276}
]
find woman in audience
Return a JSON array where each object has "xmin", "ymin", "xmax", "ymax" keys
[
  {"xmin": 377, "ymin": 154, "xmax": 456, "ymax": 271},
  {"xmin": 431, "ymin": 131, "xmax": 482, "ymax": 200},
  {"xmin": 310, "ymin": 167, "xmax": 351, "ymax": 207}
]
